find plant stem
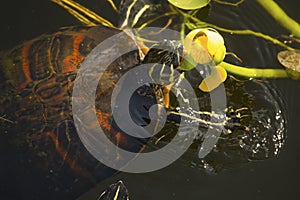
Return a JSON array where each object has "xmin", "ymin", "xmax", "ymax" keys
[
  {"xmin": 256, "ymin": 0, "xmax": 300, "ymax": 38},
  {"xmin": 206, "ymin": 23, "xmax": 294, "ymax": 50},
  {"xmin": 187, "ymin": 19, "xmax": 294, "ymax": 50},
  {"xmin": 219, "ymin": 61, "xmax": 289, "ymax": 78},
  {"xmin": 213, "ymin": 0, "xmax": 245, "ymax": 7}
]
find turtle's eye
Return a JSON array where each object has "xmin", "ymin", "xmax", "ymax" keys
[{"xmin": 78, "ymin": 39, "xmax": 96, "ymax": 56}]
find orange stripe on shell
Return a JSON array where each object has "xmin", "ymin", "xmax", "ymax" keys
[
  {"xmin": 62, "ymin": 34, "xmax": 86, "ymax": 73},
  {"xmin": 19, "ymin": 42, "xmax": 33, "ymax": 89}
]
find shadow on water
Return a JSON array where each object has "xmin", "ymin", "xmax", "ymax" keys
[{"xmin": 1, "ymin": 0, "xmax": 300, "ymax": 200}]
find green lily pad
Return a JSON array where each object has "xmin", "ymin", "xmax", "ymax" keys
[
  {"xmin": 277, "ymin": 50, "xmax": 300, "ymax": 80},
  {"xmin": 168, "ymin": 0, "xmax": 210, "ymax": 10}
]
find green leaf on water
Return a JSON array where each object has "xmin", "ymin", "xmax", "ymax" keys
[
  {"xmin": 168, "ymin": 0, "xmax": 210, "ymax": 10},
  {"xmin": 277, "ymin": 50, "xmax": 300, "ymax": 80}
]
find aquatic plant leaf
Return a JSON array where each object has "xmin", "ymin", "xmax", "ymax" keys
[
  {"xmin": 277, "ymin": 50, "xmax": 300, "ymax": 79},
  {"xmin": 168, "ymin": 0, "xmax": 210, "ymax": 10}
]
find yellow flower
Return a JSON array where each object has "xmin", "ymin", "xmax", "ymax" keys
[
  {"xmin": 184, "ymin": 28, "xmax": 226, "ymax": 65},
  {"xmin": 183, "ymin": 28, "xmax": 227, "ymax": 92}
]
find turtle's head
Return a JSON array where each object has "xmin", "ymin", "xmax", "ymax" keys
[
  {"xmin": 142, "ymin": 39, "xmax": 184, "ymax": 85},
  {"xmin": 143, "ymin": 39, "xmax": 184, "ymax": 69}
]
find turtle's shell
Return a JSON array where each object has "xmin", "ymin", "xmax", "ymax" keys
[{"xmin": 0, "ymin": 25, "xmax": 145, "ymax": 199}]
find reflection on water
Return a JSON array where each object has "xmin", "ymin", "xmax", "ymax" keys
[{"xmin": 146, "ymin": 75, "xmax": 286, "ymax": 173}]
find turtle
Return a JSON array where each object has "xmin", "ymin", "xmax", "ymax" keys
[
  {"xmin": 0, "ymin": 20, "xmax": 236, "ymax": 198},
  {"xmin": 0, "ymin": 0, "xmax": 193, "ymax": 198},
  {"xmin": 0, "ymin": 22, "xmax": 204, "ymax": 199},
  {"xmin": 0, "ymin": 1, "xmax": 287, "ymax": 199},
  {"xmin": 0, "ymin": 25, "xmax": 146, "ymax": 199}
]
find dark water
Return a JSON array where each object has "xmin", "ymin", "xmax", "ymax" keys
[{"xmin": 1, "ymin": 0, "xmax": 300, "ymax": 200}]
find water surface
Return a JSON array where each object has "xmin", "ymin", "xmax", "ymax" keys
[{"xmin": 1, "ymin": 1, "xmax": 300, "ymax": 200}]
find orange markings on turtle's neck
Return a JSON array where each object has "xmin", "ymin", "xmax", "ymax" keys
[
  {"xmin": 62, "ymin": 34, "xmax": 86, "ymax": 73},
  {"xmin": 19, "ymin": 41, "xmax": 33, "ymax": 89}
]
